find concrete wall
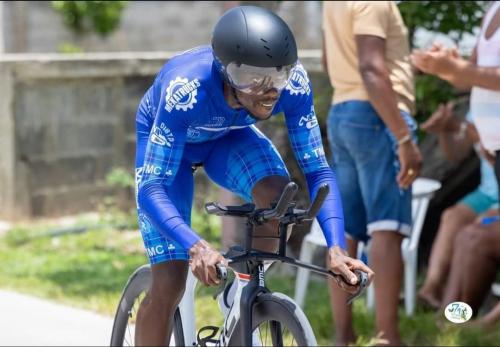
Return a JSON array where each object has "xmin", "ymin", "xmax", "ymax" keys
[
  {"xmin": 0, "ymin": 51, "xmax": 322, "ymax": 220},
  {"xmin": 1, "ymin": 1, "xmax": 323, "ymax": 53}
]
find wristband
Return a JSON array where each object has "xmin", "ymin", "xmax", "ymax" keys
[{"xmin": 397, "ymin": 134, "xmax": 412, "ymax": 146}]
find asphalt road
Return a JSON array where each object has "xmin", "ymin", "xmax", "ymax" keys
[{"xmin": 0, "ymin": 289, "xmax": 114, "ymax": 346}]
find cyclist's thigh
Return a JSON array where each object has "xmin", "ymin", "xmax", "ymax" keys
[
  {"xmin": 203, "ymin": 125, "xmax": 290, "ymax": 202},
  {"xmin": 136, "ymin": 159, "xmax": 194, "ymax": 265},
  {"xmin": 150, "ymin": 260, "xmax": 189, "ymax": 299}
]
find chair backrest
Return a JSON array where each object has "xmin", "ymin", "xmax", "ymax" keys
[{"xmin": 408, "ymin": 178, "xmax": 442, "ymax": 251}]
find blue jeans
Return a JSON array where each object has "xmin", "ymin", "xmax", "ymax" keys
[{"xmin": 327, "ymin": 101, "xmax": 416, "ymax": 242}]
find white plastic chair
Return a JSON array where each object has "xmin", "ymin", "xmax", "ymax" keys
[{"xmin": 294, "ymin": 177, "xmax": 441, "ymax": 316}]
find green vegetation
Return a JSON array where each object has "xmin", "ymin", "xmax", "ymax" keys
[
  {"xmin": 51, "ymin": 1, "xmax": 128, "ymax": 37},
  {"xmin": 1, "ymin": 213, "xmax": 499, "ymax": 346}
]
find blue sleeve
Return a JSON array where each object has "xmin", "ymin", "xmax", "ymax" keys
[
  {"xmin": 137, "ymin": 76, "xmax": 206, "ymax": 250},
  {"xmin": 281, "ymin": 62, "xmax": 346, "ymax": 249}
]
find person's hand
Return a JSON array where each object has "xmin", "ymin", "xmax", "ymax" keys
[
  {"xmin": 397, "ymin": 139, "xmax": 422, "ymax": 189},
  {"xmin": 411, "ymin": 44, "xmax": 468, "ymax": 86},
  {"xmin": 479, "ymin": 143, "xmax": 496, "ymax": 166},
  {"xmin": 327, "ymin": 246, "xmax": 374, "ymax": 294},
  {"xmin": 189, "ymin": 239, "xmax": 228, "ymax": 286},
  {"xmin": 421, "ymin": 102, "xmax": 460, "ymax": 134}
]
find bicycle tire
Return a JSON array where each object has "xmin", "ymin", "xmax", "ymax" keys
[
  {"xmin": 228, "ymin": 292, "xmax": 317, "ymax": 346},
  {"xmin": 110, "ymin": 264, "xmax": 185, "ymax": 347}
]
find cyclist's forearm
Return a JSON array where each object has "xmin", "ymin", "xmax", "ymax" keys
[
  {"xmin": 138, "ymin": 181, "xmax": 201, "ymax": 249},
  {"xmin": 305, "ymin": 168, "xmax": 346, "ymax": 250}
]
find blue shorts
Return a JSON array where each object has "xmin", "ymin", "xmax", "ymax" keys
[
  {"xmin": 327, "ymin": 101, "xmax": 416, "ymax": 242},
  {"xmin": 459, "ymin": 189, "xmax": 499, "ymax": 215},
  {"xmin": 136, "ymin": 125, "xmax": 289, "ymax": 264}
]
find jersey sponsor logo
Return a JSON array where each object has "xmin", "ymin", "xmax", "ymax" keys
[
  {"xmin": 298, "ymin": 106, "xmax": 318, "ymax": 129},
  {"xmin": 312, "ymin": 147, "xmax": 325, "ymax": 158},
  {"xmin": 139, "ymin": 213, "xmax": 153, "ymax": 234},
  {"xmin": 147, "ymin": 245, "xmax": 165, "ymax": 257},
  {"xmin": 143, "ymin": 164, "xmax": 162, "ymax": 176},
  {"xmin": 303, "ymin": 152, "xmax": 311, "ymax": 160},
  {"xmin": 151, "ymin": 123, "xmax": 174, "ymax": 147},
  {"xmin": 187, "ymin": 127, "xmax": 201, "ymax": 139},
  {"xmin": 285, "ymin": 64, "xmax": 310, "ymax": 96},
  {"xmin": 212, "ymin": 117, "xmax": 225, "ymax": 127},
  {"xmin": 165, "ymin": 77, "xmax": 201, "ymax": 112}
]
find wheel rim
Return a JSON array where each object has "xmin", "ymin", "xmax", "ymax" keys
[{"xmin": 122, "ymin": 290, "xmax": 146, "ymax": 346}]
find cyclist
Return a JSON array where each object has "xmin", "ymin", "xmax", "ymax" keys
[{"xmin": 134, "ymin": 5, "xmax": 374, "ymax": 345}]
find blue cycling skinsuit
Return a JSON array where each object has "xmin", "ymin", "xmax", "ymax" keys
[{"xmin": 135, "ymin": 46, "xmax": 346, "ymax": 264}]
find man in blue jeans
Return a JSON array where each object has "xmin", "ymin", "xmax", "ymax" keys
[{"xmin": 323, "ymin": 2, "xmax": 422, "ymax": 345}]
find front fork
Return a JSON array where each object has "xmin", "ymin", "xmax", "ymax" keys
[{"xmin": 239, "ymin": 262, "xmax": 267, "ymax": 346}]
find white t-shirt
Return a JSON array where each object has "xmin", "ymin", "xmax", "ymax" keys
[{"xmin": 470, "ymin": 1, "xmax": 500, "ymax": 151}]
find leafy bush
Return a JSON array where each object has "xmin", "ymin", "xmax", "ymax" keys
[{"xmin": 51, "ymin": 1, "xmax": 128, "ymax": 37}]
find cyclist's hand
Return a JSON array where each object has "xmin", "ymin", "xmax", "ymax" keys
[
  {"xmin": 397, "ymin": 139, "xmax": 422, "ymax": 189},
  {"xmin": 189, "ymin": 240, "xmax": 228, "ymax": 286},
  {"xmin": 327, "ymin": 246, "xmax": 374, "ymax": 294}
]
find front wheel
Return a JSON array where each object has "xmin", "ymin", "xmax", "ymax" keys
[
  {"xmin": 110, "ymin": 264, "xmax": 184, "ymax": 346},
  {"xmin": 229, "ymin": 292, "xmax": 317, "ymax": 346}
]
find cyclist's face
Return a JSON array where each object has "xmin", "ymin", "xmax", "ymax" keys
[{"xmin": 234, "ymin": 87, "xmax": 279, "ymax": 120}]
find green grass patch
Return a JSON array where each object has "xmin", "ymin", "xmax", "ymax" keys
[{"xmin": 0, "ymin": 214, "xmax": 499, "ymax": 346}]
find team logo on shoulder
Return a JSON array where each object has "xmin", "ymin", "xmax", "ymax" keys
[
  {"xmin": 165, "ymin": 77, "xmax": 201, "ymax": 112},
  {"xmin": 285, "ymin": 64, "xmax": 310, "ymax": 96}
]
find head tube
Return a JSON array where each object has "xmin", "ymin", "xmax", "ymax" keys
[{"xmin": 226, "ymin": 63, "xmax": 295, "ymax": 94}]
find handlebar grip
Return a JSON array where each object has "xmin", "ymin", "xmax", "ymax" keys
[
  {"xmin": 306, "ymin": 183, "xmax": 329, "ymax": 218},
  {"xmin": 215, "ymin": 264, "xmax": 228, "ymax": 281},
  {"xmin": 273, "ymin": 182, "xmax": 298, "ymax": 216},
  {"xmin": 346, "ymin": 270, "xmax": 368, "ymax": 305}
]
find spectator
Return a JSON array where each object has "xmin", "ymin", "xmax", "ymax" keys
[
  {"xmin": 322, "ymin": 1, "xmax": 422, "ymax": 345},
  {"xmin": 412, "ymin": 0, "xmax": 500, "ymax": 328},
  {"xmin": 418, "ymin": 103, "xmax": 499, "ymax": 310},
  {"xmin": 411, "ymin": 1, "xmax": 500, "ymax": 205},
  {"xmin": 441, "ymin": 220, "xmax": 500, "ymax": 323}
]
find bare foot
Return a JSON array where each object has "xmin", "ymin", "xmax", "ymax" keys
[{"xmin": 418, "ymin": 287, "xmax": 441, "ymax": 310}]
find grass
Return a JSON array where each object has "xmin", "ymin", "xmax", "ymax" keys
[{"xmin": 0, "ymin": 212, "xmax": 499, "ymax": 346}]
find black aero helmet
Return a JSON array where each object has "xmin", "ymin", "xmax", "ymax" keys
[{"xmin": 211, "ymin": 5, "xmax": 298, "ymax": 94}]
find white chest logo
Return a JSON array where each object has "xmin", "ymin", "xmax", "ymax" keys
[
  {"xmin": 285, "ymin": 65, "xmax": 310, "ymax": 96},
  {"xmin": 165, "ymin": 77, "xmax": 201, "ymax": 112}
]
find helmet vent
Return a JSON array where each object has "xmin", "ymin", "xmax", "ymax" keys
[
  {"xmin": 260, "ymin": 38, "xmax": 268, "ymax": 43},
  {"xmin": 266, "ymin": 54, "xmax": 273, "ymax": 59},
  {"xmin": 263, "ymin": 46, "xmax": 270, "ymax": 51}
]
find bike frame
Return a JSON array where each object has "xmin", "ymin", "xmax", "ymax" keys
[
  {"xmin": 176, "ymin": 219, "xmax": 335, "ymax": 346},
  {"xmin": 174, "ymin": 182, "xmax": 367, "ymax": 346}
]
